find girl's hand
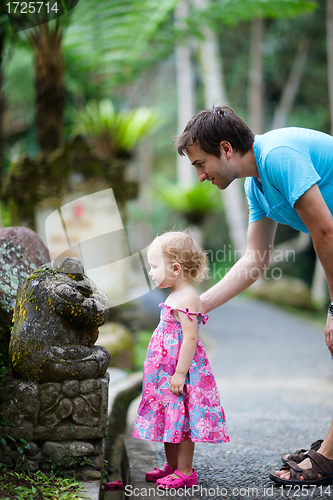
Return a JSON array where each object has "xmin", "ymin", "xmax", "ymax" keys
[{"xmin": 170, "ymin": 373, "xmax": 186, "ymax": 395}]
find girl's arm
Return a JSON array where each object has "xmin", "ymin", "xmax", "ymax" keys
[{"xmin": 170, "ymin": 298, "xmax": 199, "ymax": 396}]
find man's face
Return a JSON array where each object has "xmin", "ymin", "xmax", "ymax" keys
[{"xmin": 186, "ymin": 143, "xmax": 236, "ymax": 190}]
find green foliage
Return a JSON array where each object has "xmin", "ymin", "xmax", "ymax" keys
[
  {"xmin": 42, "ymin": 455, "xmax": 94, "ymax": 474},
  {"xmin": 1, "ymin": 437, "xmax": 30, "ymax": 470},
  {"xmin": 3, "ymin": 46, "xmax": 35, "ymax": 131},
  {"xmin": 2, "ymin": 0, "xmax": 321, "ymax": 170},
  {"xmin": 0, "ymin": 469, "xmax": 85, "ymax": 500},
  {"xmin": 207, "ymin": 0, "xmax": 326, "ymax": 133},
  {"xmin": 0, "ymin": 203, "xmax": 12, "ymax": 227},
  {"xmin": 2, "ymin": 0, "xmax": 176, "ymax": 162},
  {"xmin": 154, "ymin": 175, "xmax": 223, "ymax": 225},
  {"xmin": 62, "ymin": 0, "xmax": 180, "ymax": 90},
  {"xmin": 134, "ymin": 330, "xmax": 152, "ymax": 370},
  {"xmin": 11, "ymin": 438, "xmax": 30, "ymax": 458},
  {"xmin": 63, "ymin": 0, "xmax": 81, "ymax": 13},
  {"xmin": 0, "ymin": 356, "xmax": 6, "ymax": 388},
  {"xmin": 0, "ymin": 2, "xmax": 15, "ymax": 46},
  {"xmin": 73, "ymin": 99, "xmax": 161, "ymax": 155},
  {"xmin": 198, "ymin": 0, "xmax": 318, "ymax": 28}
]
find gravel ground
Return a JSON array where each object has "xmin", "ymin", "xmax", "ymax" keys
[{"xmin": 127, "ymin": 296, "xmax": 333, "ymax": 500}]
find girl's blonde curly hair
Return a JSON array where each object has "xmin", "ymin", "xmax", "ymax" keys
[{"xmin": 152, "ymin": 230, "xmax": 209, "ymax": 284}]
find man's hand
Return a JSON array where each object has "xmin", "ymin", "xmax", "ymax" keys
[
  {"xmin": 170, "ymin": 373, "xmax": 186, "ymax": 395},
  {"xmin": 325, "ymin": 314, "xmax": 333, "ymax": 354}
]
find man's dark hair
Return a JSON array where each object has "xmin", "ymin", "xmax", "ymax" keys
[{"xmin": 175, "ymin": 106, "xmax": 254, "ymax": 158}]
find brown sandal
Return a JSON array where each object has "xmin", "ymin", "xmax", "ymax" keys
[
  {"xmin": 270, "ymin": 450, "xmax": 333, "ymax": 486},
  {"xmin": 282, "ymin": 439, "xmax": 323, "ymax": 463}
]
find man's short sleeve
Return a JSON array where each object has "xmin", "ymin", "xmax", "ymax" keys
[
  {"xmin": 264, "ymin": 147, "xmax": 321, "ymax": 207},
  {"xmin": 244, "ymin": 178, "xmax": 266, "ymax": 223}
]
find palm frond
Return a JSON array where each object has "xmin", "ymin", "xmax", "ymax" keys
[
  {"xmin": 154, "ymin": 175, "xmax": 223, "ymax": 214},
  {"xmin": 62, "ymin": 0, "xmax": 180, "ymax": 89},
  {"xmin": 73, "ymin": 98, "xmax": 161, "ymax": 155}
]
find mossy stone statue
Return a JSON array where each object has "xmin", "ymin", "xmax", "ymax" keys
[{"xmin": 9, "ymin": 257, "xmax": 110, "ymax": 383}]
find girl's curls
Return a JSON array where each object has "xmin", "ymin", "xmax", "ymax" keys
[{"xmin": 153, "ymin": 231, "xmax": 209, "ymax": 284}]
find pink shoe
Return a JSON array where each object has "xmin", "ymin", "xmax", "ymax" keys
[
  {"xmin": 156, "ymin": 469, "xmax": 198, "ymax": 489},
  {"xmin": 145, "ymin": 463, "xmax": 176, "ymax": 482}
]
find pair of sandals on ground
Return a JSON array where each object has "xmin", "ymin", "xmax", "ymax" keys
[
  {"xmin": 270, "ymin": 438, "xmax": 333, "ymax": 486},
  {"xmin": 145, "ymin": 439, "xmax": 333, "ymax": 489},
  {"xmin": 145, "ymin": 464, "xmax": 197, "ymax": 489}
]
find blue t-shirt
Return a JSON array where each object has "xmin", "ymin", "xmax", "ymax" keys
[{"xmin": 244, "ymin": 127, "xmax": 333, "ymax": 233}]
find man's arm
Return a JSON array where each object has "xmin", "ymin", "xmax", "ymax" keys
[
  {"xmin": 294, "ymin": 183, "xmax": 333, "ymax": 354},
  {"xmin": 201, "ymin": 216, "xmax": 278, "ymax": 313}
]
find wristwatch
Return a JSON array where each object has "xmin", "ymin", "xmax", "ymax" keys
[{"xmin": 329, "ymin": 303, "xmax": 333, "ymax": 317}]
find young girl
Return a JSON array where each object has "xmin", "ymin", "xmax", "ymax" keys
[{"xmin": 132, "ymin": 231, "xmax": 229, "ymax": 490}]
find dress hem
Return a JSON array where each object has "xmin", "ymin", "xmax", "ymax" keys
[{"xmin": 132, "ymin": 434, "xmax": 230, "ymax": 445}]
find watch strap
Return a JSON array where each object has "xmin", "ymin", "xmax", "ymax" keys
[{"xmin": 328, "ymin": 303, "xmax": 333, "ymax": 317}]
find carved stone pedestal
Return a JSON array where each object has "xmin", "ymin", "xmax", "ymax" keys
[{"xmin": 0, "ymin": 374, "xmax": 109, "ymax": 479}]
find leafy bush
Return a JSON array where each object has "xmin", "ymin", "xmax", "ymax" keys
[{"xmin": 0, "ymin": 469, "xmax": 85, "ymax": 500}]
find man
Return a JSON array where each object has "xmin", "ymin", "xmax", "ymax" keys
[{"xmin": 175, "ymin": 106, "xmax": 333, "ymax": 486}]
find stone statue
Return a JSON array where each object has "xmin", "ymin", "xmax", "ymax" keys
[
  {"xmin": 9, "ymin": 257, "xmax": 110, "ymax": 384},
  {"xmin": 1, "ymin": 256, "xmax": 111, "ymax": 478}
]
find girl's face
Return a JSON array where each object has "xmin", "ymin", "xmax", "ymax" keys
[{"xmin": 147, "ymin": 242, "xmax": 175, "ymax": 288}]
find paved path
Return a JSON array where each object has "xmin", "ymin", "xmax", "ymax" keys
[{"xmin": 127, "ymin": 296, "xmax": 333, "ymax": 499}]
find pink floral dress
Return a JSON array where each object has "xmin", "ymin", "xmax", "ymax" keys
[{"xmin": 132, "ymin": 303, "xmax": 229, "ymax": 444}]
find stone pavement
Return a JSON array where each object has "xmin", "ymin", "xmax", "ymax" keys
[{"xmin": 125, "ymin": 296, "xmax": 333, "ymax": 500}]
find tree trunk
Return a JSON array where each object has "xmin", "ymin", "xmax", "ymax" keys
[
  {"xmin": 248, "ymin": 18, "xmax": 264, "ymax": 134},
  {"xmin": 192, "ymin": 0, "xmax": 248, "ymax": 252},
  {"xmin": 193, "ymin": 0, "xmax": 227, "ymax": 106},
  {"xmin": 272, "ymin": 37, "xmax": 310, "ymax": 129},
  {"xmin": 175, "ymin": 0, "xmax": 195, "ymax": 186},
  {"xmin": 29, "ymin": 23, "xmax": 65, "ymax": 153}
]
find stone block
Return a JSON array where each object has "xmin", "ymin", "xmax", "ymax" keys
[{"xmin": 0, "ymin": 375, "xmax": 109, "ymax": 442}]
